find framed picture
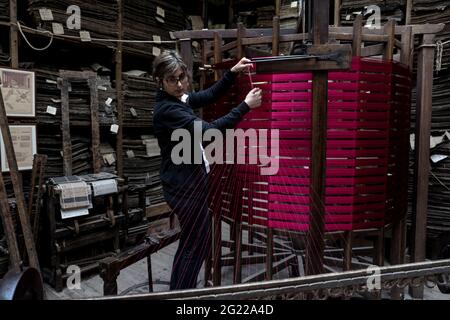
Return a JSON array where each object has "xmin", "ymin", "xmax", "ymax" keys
[
  {"xmin": 1, "ymin": 125, "xmax": 37, "ymax": 171},
  {"xmin": 0, "ymin": 68, "xmax": 35, "ymax": 117}
]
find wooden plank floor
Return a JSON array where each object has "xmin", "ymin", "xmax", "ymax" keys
[{"xmin": 43, "ymin": 226, "xmax": 450, "ymax": 300}]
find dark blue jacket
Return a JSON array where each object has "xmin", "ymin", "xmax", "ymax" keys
[{"xmin": 153, "ymin": 71, "xmax": 250, "ymax": 195}]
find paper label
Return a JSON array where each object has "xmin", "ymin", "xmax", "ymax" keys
[
  {"xmin": 91, "ymin": 179, "xmax": 118, "ymax": 196},
  {"xmin": 39, "ymin": 8, "xmax": 54, "ymax": 21},
  {"xmin": 61, "ymin": 207, "xmax": 89, "ymax": 219},
  {"xmin": 46, "ymin": 106, "xmax": 57, "ymax": 115},
  {"xmin": 156, "ymin": 16, "xmax": 165, "ymax": 24},
  {"xmin": 156, "ymin": 7, "xmax": 165, "ymax": 18},
  {"xmin": 105, "ymin": 97, "xmax": 113, "ymax": 106},
  {"xmin": 110, "ymin": 124, "xmax": 119, "ymax": 134},
  {"xmin": 431, "ymin": 154, "xmax": 448, "ymax": 163},
  {"xmin": 152, "ymin": 46, "xmax": 161, "ymax": 56},
  {"xmin": 79, "ymin": 31, "xmax": 92, "ymax": 42},
  {"xmin": 46, "ymin": 79, "xmax": 57, "ymax": 84},
  {"xmin": 291, "ymin": 1, "xmax": 298, "ymax": 8},
  {"xmin": 130, "ymin": 107, "xmax": 138, "ymax": 117},
  {"xmin": 126, "ymin": 150, "xmax": 135, "ymax": 158},
  {"xmin": 103, "ymin": 153, "xmax": 116, "ymax": 165},
  {"xmin": 97, "ymin": 85, "xmax": 107, "ymax": 91},
  {"xmin": 152, "ymin": 35, "xmax": 162, "ymax": 44},
  {"xmin": 52, "ymin": 23, "xmax": 64, "ymax": 35}
]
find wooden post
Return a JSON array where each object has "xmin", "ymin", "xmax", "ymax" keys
[
  {"xmin": 88, "ymin": 76, "xmax": 101, "ymax": 173},
  {"xmin": 59, "ymin": 78, "xmax": 72, "ymax": 176},
  {"xmin": 390, "ymin": 26, "xmax": 413, "ymax": 300},
  {"xmin": 116, "ymin": 0, "xmax": 124, "ymax": 177},
  {"xmin": 305, "ymin": 0, "xmax": 329, "ymax": 276},
  {"xmin": 272, "ymin": 16, "xmax": 280, "ymax": 56},
  {"xmin": 179, "ymin": 39, "xmax": 194, "ymax": 91},
  {"xmin": 9, "ymin": 0, "xmax": 18, "ymax": 68},
  {"xmin": 200, "ymin": 40, "xmax": 208, "ymax": 90},
  {"xmin": 410, "ymin": 33, "xmax": 436, "ymax": 299},
  {"xmin": 334, "ymin": 0, "xmax": 341, "ymax": 27},
  {"xmin": 352, "ymin": 15, "xmax": 363, "ymax": 56},
  {"xmin": 384, "ymin": 20, "xmax": 395, "ymax": 60},
  {"xmin": 213, "ymin": 33, "xmax": 222, "ymax": 81},
  {"xmin": 275, "ymin": 0, "xmax": 281, "ymax": 17},
  {"xmin": 406, "ymin": 0, "xmax": 413, "ymax": 26},
  {"xmin": 0, "ymin": 86, "xmax": 39, "ymax": 270},
  {"xmin": 237, "ymin": 23, "xmax": 245, "ymax": 59},
  {"xmin": 203, "ymin": 0, "xmax": 209, "ymax": 29}
]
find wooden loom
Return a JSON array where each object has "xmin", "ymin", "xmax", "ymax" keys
[{"xmin": 173, "ymin": 5, "xmax": 443, "ymax": 299}]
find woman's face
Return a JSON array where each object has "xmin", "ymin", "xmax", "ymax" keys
[{"xmin": 162, "ymin": 67, "xmax": 187, "ymax": 99}]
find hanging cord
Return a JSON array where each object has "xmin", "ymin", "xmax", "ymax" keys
[
  {"xmin": 435, "ymin": 40, "xmax": 450, "ymax": 72},
  {"xmin": 430, "ymin": 171, "xmax": 450, "ymax": 192},
  {"xmin": 15, "ymin": 21, "xmax": 179, "ymax": 52},
  {"xmin": 17, "ymin": 21, "xmax": 54, "ymax": 51}
]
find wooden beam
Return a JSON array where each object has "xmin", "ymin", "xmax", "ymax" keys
[
  {"xmin": 305, "ymin": 0, "xmax": 329, "ymax": 276},
  {"xmin": 361, "ymin": 43, "xmax": 384, "ymax": 57},
  {"xmin": 171, "ymin": 24, "xmax": 445, "ymax": 40},
  {"xmin": 88, "ymin": 76, "xmax": 101, "ymax": 173},
  {"xmin": 9, "ymin": 0, "xmax": 18, "ymax": 68},
  {"xmin": 116, "ymin": 0, "xmax": 124, "ymax": 177},
  {"xmin": 410, "ymin": 33, "xmax": 436, "ymax": 299}
]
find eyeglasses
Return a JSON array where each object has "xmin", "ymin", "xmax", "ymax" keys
[{"xmin": 164, "ymin": 74, "xmax": 187, "ymax": 86}]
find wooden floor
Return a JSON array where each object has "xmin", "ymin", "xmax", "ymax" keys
[{"xmin": 43, "ymin": 227, "xmax": 450, "ymax": 300}]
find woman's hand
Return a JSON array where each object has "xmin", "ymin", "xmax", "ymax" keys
[
  {"xmin": 231, "ymin": 57, "xmax": 253, "ymax": 73},
  {"xmin": 245, "ymin": 88, "xmax": 262, "ymax": 109}
]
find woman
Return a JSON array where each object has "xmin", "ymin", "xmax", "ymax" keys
[{"xmin": 153, "ymin": 50, "xmax": 262, "ymax": 290}]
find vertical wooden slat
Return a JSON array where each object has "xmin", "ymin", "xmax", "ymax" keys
[
  {"xmin": 305, "ymin": 0, "xmax": 329, "ymax": 276},
  {"xmin": 334, "ymin": 0, "xmax": 341, "ymax": 27},
  {"xmin": 400, "ymin": 26, "xmax": 413, "ymax": 69},
  {"xmin": 237, "ymin": 23, "xmax": 245, "ymax": 59},
  {"xmin": 213, "ymin": 33, "xmax": 222, "ymax": 81},
  {"xmin": 59, "ymin": 77, "xmax": 72, "ymax": 176},
  {"xmin": 116, "ymin": 0, "xmax": 124, "ymax": 177},
  {"xmin": 89, "ymin": 76, "xmax": 101, "ymax": 173},
  {"xmin": 410, "ymin": 33, "xmax": 436, "ymax": 299},
  {"xmin": 212, "ymin": 214, "xmax": 222, "ymax": 286},
  {"xmin": 266, "ymin": 228, "xmax": 274, "ymax": 280},
  {"xmin": 406, "ymin": 0, "xmax": 413, "ymax": 26},
  {"xmin": 179, "ymin": 39, "xmax": 193, "ymax": 80},
  {"xmin": 275, "ymin": 0, "xmax": 281, "ymax": 17},
  {"xmin": 200, "ymin": 40, "xmax": 208, "ymax": 90},
  {"xmin": 384, "ymin": 19, "xmax": 395, "ymax": 61},
  {"xmin": 9, "ymin": 0, "xmax": 18, "ymax": 68},
  {"xmin": 352, "ymin": 15, "xmax": 363, "ymax": 56},
  {"xmin": 272, "ymin": 16, "xmax": 280, "ymax": 56}
]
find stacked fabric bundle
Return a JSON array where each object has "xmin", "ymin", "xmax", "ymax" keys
[
  {"xmin": 27, "ymin": 0, "xmax": 118, "ymax": 47},
  {"xmin": 340, "ymin": 0, "xmax": 406, "ymax": 26},
  {"xmin": 0, "ymin": 0, "xmax": 8, "ymax": 21},
  {"xmin": 122, "ymin": 71, "xmax": 157, "ymax": 127},
  {"xmin": 123, "ymin": 0, "xmax": 187, "ymax": 55},
  {"xmin": 33, "ymin": 65, "xmax": 116, "ymax": 125},
  {"xmin": 27, "ymin": 0, "xmax": 185, "ymax": 56},
  {"xmin": 123, "ymin": 135, "xmax": 163, "ymax": 208},
  {"xmin": 411, "ymin": 1, "xmax": 450, "ymax": 71},
  {"xmin": 38, "ymin": 133, "xmax": 92, "ymax": 177}
]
